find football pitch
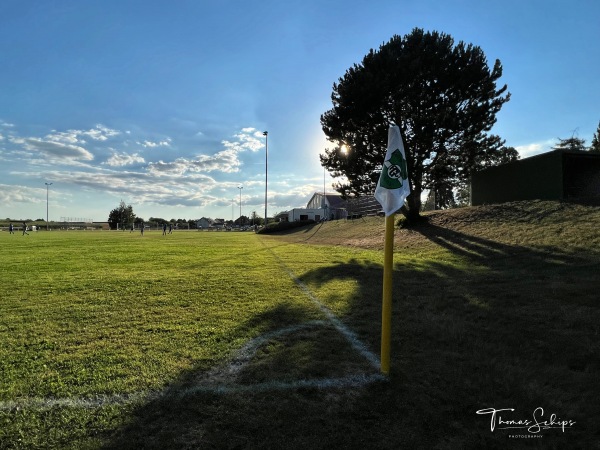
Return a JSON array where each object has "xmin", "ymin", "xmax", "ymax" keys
[
  {"xmin": 0, "ymin": 230, "xmax": 388, "ymax": 448},
  {"xmin": 0, "ymin": 218, "xmax": 597, "ymax": 448}
]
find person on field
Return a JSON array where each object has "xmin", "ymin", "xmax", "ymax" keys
[
  {"xmin": 140, "ymin": 221, "xmax": 145, "ymax": 236},
  {"xmin": 130, "ymin": 224, "xmax": 134, "ymax": 233},
  {"xmin": 22, "ymin": 222, "xmax": 29, "ymax": 235},
  {"xmin": 9, "ymin": 223, "xmax": 14, "ymax": 234},
  {"xmin": 162, "ymin": 223, "xmax": 167, "ymax": 236},
  {"xmin": 168, "ymin": 223, "xmax": 173, "ymax": 234}
]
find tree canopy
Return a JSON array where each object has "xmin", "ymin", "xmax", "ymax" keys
[
  {"xmin": 552, "ymin": 122, "xmax": 600, "ymax": 152},
  {"xmin": 108, "ymin": 200, "xmax": 136, "ymax": 230},
  {"xmin": 552, "ymin": 136, "xmax": 587, "ymax": 152},
  {"xmin": 320, "ymin": 28, "xmax": 516, "ymax": 219},
  {"xmin": 590, "ymin": 121, "xmax": 600, "ymax": 153}
]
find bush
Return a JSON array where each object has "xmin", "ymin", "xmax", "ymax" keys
[{"xmin": 396, "ymin": 214, "xmax": 429, "ymax": 229}]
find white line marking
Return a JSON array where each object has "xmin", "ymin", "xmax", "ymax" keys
[
  {"xmin": 0, "ymin": 318, "xmax": 384, "ymax": 411},
  {"xmin": 0, "ymin": 392, "xmax": 151, "ymax": 411},
  {"xmin": 199, "ymin": 320, "xmax": 330, "ymax": 382},
  {"xmin": 263, "ymin": 243, "xmax": 381, "ymax": 369},
  {"xmin": 0, "ymin": 372, "xmax": 387, "ymax": 411},
  {"xmin": 0, "ymin": 240, "xmax": 386, "ymax": 411},
  {"xmin": 181, "ymin": 373, "xmax": 386, "ymax": 396}
]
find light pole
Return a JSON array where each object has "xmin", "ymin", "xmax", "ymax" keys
[
  {"xmin": 45, "ymin": 182, "xmax": 52, "ymax": 230},
  {"xmin": 238, "ymin": 186, "xmax": 243, "ymax": 227},
  {"xmin": 263, "ymin": 131, "xmax": 268, "ymax": 226}
]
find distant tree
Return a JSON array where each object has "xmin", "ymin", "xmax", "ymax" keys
[
  {"xmin": 552, "ymin": 135, "xmax": 586, "ymax": 152},
  {"xmin": 320, "ymin": 28, "xmax": 513, "ymax": 220},
  {"xmin": 108, "ymin": 200, "xmax": 136, "ymax": 230},
  {"xmin": 250, "ymin": 214, "xmax": 264, "ymax": 226},
  {"xmin": 250, "ymin": 211, "xmax": 260, "ymax": 225},
  {"xmin": 590, "ymin": 121, "xmax": 600, "ymax": 153}
]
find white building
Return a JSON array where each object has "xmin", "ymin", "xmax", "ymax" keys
[
  {"xmin": 306, "ymin": 193, "xmax": 348, "ymax": 220},
  {"xmin": 281, "ymin": 193, "xmax": 348, "ymax": 222},
  {"xmin": 287, "ymin": 208, "xmax": 326, "ymax": 222},
  {"xmin": 196, "ymin": 217, "xmax": 225, "ymax": 230},
  {"xmin": 196, "ymin": 217, "xmax": 213, "ymax": 229}
]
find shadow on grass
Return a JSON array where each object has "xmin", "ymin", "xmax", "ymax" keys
[{"xmin": 103, "ymin": 225, "xmax": 599, "ymax": 449}]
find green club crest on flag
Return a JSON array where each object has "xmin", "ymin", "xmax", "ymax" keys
[
  {"xmin": 380, "ymin": 148, "xmax": 408, "ymax": 189},
  {"xmin": 374, "ymin": 125, "xmax": 411, "ymax": 216}
]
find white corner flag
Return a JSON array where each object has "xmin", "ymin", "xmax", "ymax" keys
[
  {"xmin": 374, "ymin": 125, "xmax": 410, "ymax": 375},
  {"xmin": 374, "ymin": 125, "xmax": 410, "ymax": 216}
]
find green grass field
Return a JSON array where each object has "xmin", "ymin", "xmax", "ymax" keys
[{"xmin": 1, "ymin": 201, "xmax": 599, "ymax": 449}]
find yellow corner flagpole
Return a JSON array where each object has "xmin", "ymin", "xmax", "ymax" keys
[{"xmin": 380, "ymin": 213, "xmax": 395, "ymax": 375}]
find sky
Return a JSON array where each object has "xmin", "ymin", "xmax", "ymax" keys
[{"xmin": 1, "ymin": 0, "xmax": 598, "ymax": 223}]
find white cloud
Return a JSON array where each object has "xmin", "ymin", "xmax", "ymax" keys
[
  {"xmin": 20, "ymin": 137, "xmax": 94, "ymax": 161},
  {"xmin": 147, "ymin": 148, "xmax": 241, "ymax": 176},
  {"xmin": 221, "ymin": 128, "xmax": 265, "ymax": 153},
  {"xmin": 147, "ymin": 160, "xmax": 183, "ymax": 175},
  {"xmin": 22, "ymin": 167, "xmax": 220, "ymax": 210},
  {"xmin": 0, "ymin": 121, "xmax": 15, "ymax": 128},
  {"xmin": 6, "ymin": 124, "xmax": 122, "ymax": 165},
  {"xmin": 193, "ymin": 149, "xmax": 241, "ymax": 173},
  {"xmin": 146, "ymin": 128, "xmax": 264, "ymax": 176},
  {"xmin": 0, "ymin": 183, "xmax": 43, "ymax": 206},
  {"xmin": 45, "ymin": 130, "xmax": 80, "ymax": 144},
  {"xmin": 45, "ymin": 124, "xmax": 120, "ymax": 145},
  {"xmin": 82, "ymin": 124, "xmax": 121, "ymax": 141},
  {"xmin": 1, "ymin": 125, "xmax": 286, "ymax": 217},
  {"xmin": 515, "ymin": 139, "xmax": 554, "ymax": 158},
  {"xmin": 137, "ymin": 138, "xmax": 171, "ymax": 148},
  {"xmin": 104, "ymin": 151, "xmax": 145, "ymax": 167}
]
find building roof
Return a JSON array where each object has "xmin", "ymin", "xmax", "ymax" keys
[
  {"xmin": 323, "ymin": 194, "xmax": 346, "ymax": 208},
  {"xmin": 307, "ymin": 192, "xmax": 347, "ymax": 209}
]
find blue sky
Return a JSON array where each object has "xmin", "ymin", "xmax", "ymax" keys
[{"xmin": 1, "ymin": 0, "xmax": 598, "ymax": 222}]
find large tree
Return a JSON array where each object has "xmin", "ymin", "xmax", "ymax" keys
[
  {"xmin": 320, "ymin": 28, "xmax": 515, "ymax": 220},
  {"xmin": 108, "ymin": 200, "xmax": 136, "ymax": 230}
]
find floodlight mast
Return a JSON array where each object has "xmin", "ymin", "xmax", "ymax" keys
[
  {"xmin": 45, "ymin": 182, "xmax": 53, "ymax": 230},
  {"xmin": 263, "ymin": 131, "xmax": 268, "ymax": 227},
  {"xmin": 238, "ymin": 186, "xmax": 243, "ymax": 226}
]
